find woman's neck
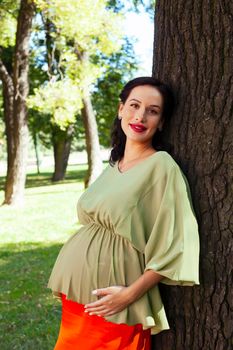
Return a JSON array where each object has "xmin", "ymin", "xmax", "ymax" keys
[{"xmin": 123, "ymin": 141, "xmax": 155, "ymax": 163}]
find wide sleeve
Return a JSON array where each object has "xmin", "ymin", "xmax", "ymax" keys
[{"xmin": 140, "ymin": 164, "xmax": 200, "ymax": 286}]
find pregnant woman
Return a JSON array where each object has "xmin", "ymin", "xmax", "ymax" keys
[{"xmin": 48, "ymin": 76, "xmax": 200, "ymax": 350}]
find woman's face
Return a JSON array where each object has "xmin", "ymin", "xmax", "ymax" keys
[{"xmin": 118, "ymin": 85, "xmax": 164, "ymax": 146}]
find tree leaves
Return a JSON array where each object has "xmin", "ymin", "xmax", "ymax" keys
[{"xmin": 27, "ymin": 80, "xmax": 83, "ymax": 130}]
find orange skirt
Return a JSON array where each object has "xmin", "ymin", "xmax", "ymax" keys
[{"xmin": 54, "ymin": 294, "xmax": 151, "ymax": 350}]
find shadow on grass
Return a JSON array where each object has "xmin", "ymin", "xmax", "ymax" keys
[
  {"xmin": 0, "ymin": 167, "xmax": 87, "ymax": 191},
  {"xmin": 25, "ymin": 168, "xmax": 87, "ymax": 189},
  {"xmin": 0, "ymin": 161, "xmax": 110, "ymax": 191},
  {"xmin": 0, "ymin": 242, "xmax": 64, "ymax": 350}
]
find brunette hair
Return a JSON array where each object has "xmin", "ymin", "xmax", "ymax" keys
[{"xmin": 109, "ymin": 76, "xmax": 175, "ymax": 166}]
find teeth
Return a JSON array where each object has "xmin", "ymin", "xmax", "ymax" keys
[{"xmin": 134, "ymin": 126, "xmax": 144, "ymax": 130}]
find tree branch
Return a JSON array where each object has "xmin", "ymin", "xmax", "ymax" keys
[{"xmin": 0, "ymin": 52, "xmax": 13, "ymax": 91}]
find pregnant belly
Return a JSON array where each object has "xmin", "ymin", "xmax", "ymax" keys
[{"xmin": 48, "ymin": 223, "xmax": 145, "ymax": 304}]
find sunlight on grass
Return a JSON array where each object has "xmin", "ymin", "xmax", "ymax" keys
[
  {"xmin": 0, "ymin": 164, "xmax": 90, "ymax": 349},
  {"xmin": 0, "ymin": 167, "xmax": 87, "ymax": 244},
  {"xmin": 0, "ymin": 182, "xmax": 83, "ymax": 243},
  {"xmin": 0, "ymin": 161, "xmax": 110, "ymax": 349}
]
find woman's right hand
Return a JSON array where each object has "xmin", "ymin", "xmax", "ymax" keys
[{"xmin": 84, "ymin": 285, "xmax": 132, "ymax": 317}]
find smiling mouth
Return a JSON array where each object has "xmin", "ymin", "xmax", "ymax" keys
[{"xmin": 129, "ymin": 124, "xmax": 147, "ymax": 133}]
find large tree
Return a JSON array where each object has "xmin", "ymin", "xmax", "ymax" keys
[
  {"xmin": 0, "ymin": 0, "xmax": 35, "ymax": 205},
  {"xmin": 152, "ymin": 1, "xmax": 232, "ymax": 349}
]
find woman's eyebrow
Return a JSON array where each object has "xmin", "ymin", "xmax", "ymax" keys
[
  {"xmin": 150, "ymin": 105, "xmax": 161, "ymax": 109},
  {"xmin": 129, "ymin": 98, "xmax": 161, "ymax": 109},
  {"xmin": 129, "ymin": 98, "xmax": 141, "ymax": 103}
]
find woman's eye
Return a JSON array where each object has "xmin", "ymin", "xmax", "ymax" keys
[
  {"xmin": 149, "ymin": 109, "xmax": 158, "ymax": 115},
  {"xmin": 130, "ymin": 103, "xmax": 139, "ymax": 109}
]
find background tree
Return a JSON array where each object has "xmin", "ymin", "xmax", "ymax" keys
[
  {"xmin": 152, "ymin": 1, "xmax": 233, "ymax": 349},
  {"xmin": 0, "ymin": 91, "xmax": 5, "ymax": 158},
  {"xmin": 29, "ymin": 0, "xmax": 123, "ymax": 185},
  {"xmin": 27, "ymin": 48, "xmax": 48, "ymax": 174},
  {"xmin": 0, "ymin": 0, "xmax": 35, "ymax": 205},
  {"xmin": 40, "ymin": 15, "xmax": 77, "ymax": 181},
  {"xmin": 0, "ymin": 0, "xmax": 145, "ymax": 201}
]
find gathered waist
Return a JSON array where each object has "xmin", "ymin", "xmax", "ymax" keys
[
  {"xmin": 79, "ymin": 221, "xmax": 144, "ymax": 254},
  {"xmin": 81, "ymin": 220, "xmax": 116, "ymax": 233}
]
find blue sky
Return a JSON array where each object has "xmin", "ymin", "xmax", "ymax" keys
[
  {"xmin": 31, "ymin": 5, "xmax": 154, "ymax": 77},
  {"xmin": 123, "ymin": 7, "xmax": 154, "ymax": 75}
]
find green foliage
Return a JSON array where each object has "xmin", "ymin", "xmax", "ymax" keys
[
  {"xmin": 0, "ymin": 12, "xmax": 17, "ymax": 47},
  {"xmin": 27, "ymin": 79, "xmax": 83, "ymax": 130},
  {"xmin": 60, "ymin": 49, "xmax": 104, "ymax": 89},
  {"xmin": 0, "ymin": 0, "xmax": 19, "ymax": 47},
  {"xmin": 37, "ymin": 0, "xmax": 123, "ymax": 55},
  {"xmin": 107, "ymin": 0, "xmax": 155, "ymax": 17},
  {"xmin": 0, "ymin": 0, "xmax": 142, "ymax": 153},
  {"xmin": 28, "ymin": 0, "xmax": 125, "ymax": 137}
]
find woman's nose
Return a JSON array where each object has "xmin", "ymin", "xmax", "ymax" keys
[{"xmin": 135, "ymin": 109, "xmax": 146, "ymax": 121}]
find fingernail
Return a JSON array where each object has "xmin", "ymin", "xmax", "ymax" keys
[{"xmin": 92, "ymin": 290, "xmax": 97, "ymax": 295}]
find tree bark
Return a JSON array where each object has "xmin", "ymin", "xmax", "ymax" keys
[
  {"xmin": 0, "ymin": 57, "xmax": 14, "ymax": 183},
  {"xmin": 1, "ymin": 0, "xmax": 35, "ymax": 205},
  {"xmin": 152, "ymin": 1, "xmax": 233, "ymax": 349},
  {"xmin": 32, "ymin": 131, "xmax": 40, "ymax": 174},
  {"xmin": 52, "ymin": 125, "xmax": 74, "ymax": 182},
  {"xmin": 81, "ymin": 89, "xmax": 103, "ymax": 187},
  {"xmin": 76, "ymin": 50, "xmax": 103, "ymax": 187}
]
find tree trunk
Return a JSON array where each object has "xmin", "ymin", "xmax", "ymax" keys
[
  {"xmin": 152, "ymin": 1, "xmax": 233, "ymax": 349},
  {"xmin": 52, "ymin": 125, "xmax": 73, "ymax": 181},
  {"xmin": 0, "ymin": 57, "xmax": 14, "ymax": 187},
  {"xmin": 75, "ymin": 48, "xmax": 103, "ymax": 187},
  {"xmin": 81, "ymin": 89, "xmax": 103, "ymax": 187},
  {"xmin": 32, "ymin": 131, "xmax": 40, "ymax": 174},
  {"xmin": 1, "ymin": 0, "xmax": 35, "ymax": 206}
]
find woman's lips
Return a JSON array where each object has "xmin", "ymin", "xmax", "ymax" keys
[{"xmin": 129, "ymin": 124, "xmax": 147, "ymax": 133}]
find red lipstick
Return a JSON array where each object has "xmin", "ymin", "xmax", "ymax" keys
[{"xmin": 129, "ymin": 123, "xmax": 147, "ymax": 133}]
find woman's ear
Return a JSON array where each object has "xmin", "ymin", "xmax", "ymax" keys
[{"xmin": 118, "ymin": 102, "xmax": 124, "ymax": 119}]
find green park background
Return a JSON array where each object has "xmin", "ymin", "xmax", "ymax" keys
[
  {"xmin": 0, "ymin": 1, "xmax": 155, "ymax": 348},
  {"xmin": 1, "ymin": 0, "xmax": 232, "ymax": 349}
]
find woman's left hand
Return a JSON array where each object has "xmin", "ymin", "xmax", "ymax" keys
[{"xmin": 84, "ymin": 286, "xmax": 132, "ymax": 317}]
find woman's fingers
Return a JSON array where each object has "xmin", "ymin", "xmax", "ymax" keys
[
  {"xmin": 85, "ymin": 301, "xmax": 124, "ymax": 316},
  {"xmin": 85, "ymin": 303, "xmax": 110, "ymax": 313},
  {"xmin": 92, "ymin": 286, "xmax": 125, "ymax": 297},
  {"xmin": 87, "ymin": 308, "xmax": 118, "ymax": 317},
  {"xmin": 92, "ymin": 287, "xmax": 111, "ymax": 296},
  {"xmin": 85, "ymin": 299, "xmax": 104, "ymax": 308},
  {"xmin": 85, "ymin": 298, "xmax": 119, "ymax": 315},
  {"xmin": 84, "ymin": 285, "xmax": 128, "ymax": 316},
  {"xmin": 85, "ymin": 295, "xmax": 112, "ymax": 309}
]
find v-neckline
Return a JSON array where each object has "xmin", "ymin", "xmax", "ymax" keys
[{"xmin": 116, "ymin": 151, "xmax": 163, "ymax": 174}]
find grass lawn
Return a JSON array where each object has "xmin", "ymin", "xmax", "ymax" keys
[{"xmin": 0, "ymin": 163, "xmax": 93, "ymax": 349}]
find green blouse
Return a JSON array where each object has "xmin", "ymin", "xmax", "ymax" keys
[{"xmin": 47, "ymin": 151, "xmax": 199, "ymax": 334}]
